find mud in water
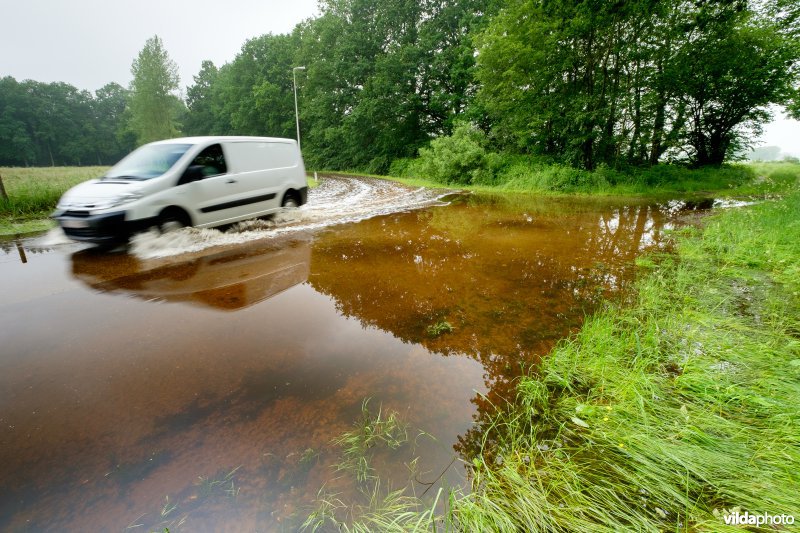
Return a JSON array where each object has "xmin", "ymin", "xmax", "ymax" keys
[{"xmin": 0, "ymin": 177, "xmax": 700, "ymax": 530}]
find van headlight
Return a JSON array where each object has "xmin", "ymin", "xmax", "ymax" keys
[{"xmin": 92, "ymin": 191, "xmax": 145, "ymax": 210}]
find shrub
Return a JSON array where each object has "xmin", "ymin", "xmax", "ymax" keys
[{"xmin": 417, "ymin": 123, "xmax": 496, "ymax": 185}]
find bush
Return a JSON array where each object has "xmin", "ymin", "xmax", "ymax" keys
[
  {"xmin": 417, "ymin": 123, "xmax": 497, "ymax": 185},
  {"xmin": 388, "ymin": 158, "xmax": 415, "ymax": 178}
]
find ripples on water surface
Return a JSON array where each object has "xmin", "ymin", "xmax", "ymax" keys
[{"xmin": 0, "ymin": 176, "xmax": 705, "ymax": 530}]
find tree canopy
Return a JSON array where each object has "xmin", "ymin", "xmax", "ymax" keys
[{"xmin": 0, "ymin": 2, "xmax": 796, "ymax": 171}]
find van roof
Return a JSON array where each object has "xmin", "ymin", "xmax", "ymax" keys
[{"xmin": 149, "ymin": 136, "xmax": 297, "ymax": 146}]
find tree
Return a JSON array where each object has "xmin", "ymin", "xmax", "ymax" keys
[
  {"xmin": 670, "ymin": 14, "xmax": 798, "ymax": 165},
  {"xmin": 213, "ymin": 34, "xmax": 298, "ymax": 137},
  {"xmin": 0, "ymin": 77, "xmax": 36, "ymax": 165},
  {"xmin": 129, "ymin": 35, "xmax": 182, "ymax": 144},
  {"xmin": 0, "ymin": 77, "xmax": 134, "ymax": 166},
  {"xmin": 93, "ymin": 82, "xmax": 135, "ymax": 163},
  {"xmin": 293, "ymin": 0, "xmax": 496, "ymax": 172},
  {"xmin": 475, "ymin": 0, "xmax": 799, "ymax": 169},
  {"xmin": 184, "ymin": 60, "xmax": 219, "ymax": 136}
]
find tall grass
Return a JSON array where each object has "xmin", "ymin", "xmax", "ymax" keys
[
  {"xmin": 390, "ymin": 157, "xmax": 800, "ymax": 197},
  {"xmin": 0, "ymin": 166, "xmax": 107, "ymax": 218}
]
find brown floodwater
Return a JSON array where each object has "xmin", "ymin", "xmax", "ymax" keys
[{"xmin": 0, "ymin": 177, "xmax": 708, "ymax": 531}]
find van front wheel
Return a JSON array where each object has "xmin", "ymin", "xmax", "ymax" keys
[{"xmin": 157, "ymin": 208, "xmax": 191, "ymax": 234}]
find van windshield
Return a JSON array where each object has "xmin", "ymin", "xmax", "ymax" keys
[{"xmin": 104, "ymin": 143, "xmax": 193, "ymax": 180}]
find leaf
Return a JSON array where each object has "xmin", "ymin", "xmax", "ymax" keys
[{"xmin": 571, "ymin": 417, "xmax": 590, "ymax": 429}]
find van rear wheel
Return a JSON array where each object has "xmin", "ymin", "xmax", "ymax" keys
[{"xmin": 281, "ymin": 195, "xmax": 299, "ymax": 208}]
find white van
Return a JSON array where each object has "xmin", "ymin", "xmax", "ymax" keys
[{"xmin": 53, "ymin": 136, "xmax": 308, "ymax": 244}]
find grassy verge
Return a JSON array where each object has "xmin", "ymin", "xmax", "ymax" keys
[
  {"xmin": 386, "ymin": 160, "xmax": 800, "ymax": 199},
  {"xmin": 304, "ymin": 177, "xmax": 800, "ymax": 531},
  {"xmin": 0, "ymin": 166, "xmax": 108, "ymax": 236},
  {"xmin": 446, "ymin": 184, "xmax": 800, "ymax": 530}
]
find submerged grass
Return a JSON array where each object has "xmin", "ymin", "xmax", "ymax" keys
[
  {"xmin": 302, "ymin": 399, "xmax": 441, "ymax": 532},
  {"xmin": 332, "ymin": 398, "xmax": 410, "ymax": 484}
]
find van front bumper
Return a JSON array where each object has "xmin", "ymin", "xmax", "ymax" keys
[{"xmin": 52, "ymin": 210, "xmax": 156, "ymax": 244}]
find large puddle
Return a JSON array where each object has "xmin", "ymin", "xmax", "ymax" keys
[{"xmin": 0, "ymin": 177, "xmax": 709, "ymax": 530}]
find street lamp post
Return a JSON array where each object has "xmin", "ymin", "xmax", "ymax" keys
[{"xmin": 292, "ymin": 66, "xmax": 306, "ymax": 151}]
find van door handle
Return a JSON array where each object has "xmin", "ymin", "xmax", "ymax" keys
[{"xmin": 226, "ymin": 179, "xmax": 237, "ymax": 184}]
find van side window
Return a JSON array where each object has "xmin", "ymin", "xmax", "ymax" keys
[
  {"xmin": 179, "ymin": 144, "xmax": 227, "ymax": 185},
  {"xmin": 192, "ymin": 144, "xmax": 227, "ymax": 177}
]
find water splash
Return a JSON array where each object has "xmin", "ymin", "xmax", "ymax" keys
[{"xmin": 130, "ymin": 176, "xmax": 449, "ymax": 259}]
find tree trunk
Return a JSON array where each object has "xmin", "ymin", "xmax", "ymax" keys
[
  {"xmin": 649, "ymin": 60, "xmax": 666, "ymax": 165},
  {"xmin": 627, "ymin": 59, "xmax": 642, "ymax": 162}
]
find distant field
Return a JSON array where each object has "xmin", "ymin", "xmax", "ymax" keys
[
  {"xmin": 0, "ymin": 167, "xmax": 109, "ymax": 235},
  {"xmin": 0, "ymin": 166, "xmax": 108, "ymax": 217}
]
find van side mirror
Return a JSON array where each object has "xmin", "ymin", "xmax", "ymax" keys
[{"xmin": 179, "ymin": 165, "xmax": 204, "ymax": 185}]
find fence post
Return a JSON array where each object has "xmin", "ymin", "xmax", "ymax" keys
[{"xmin": 0, "ymin": 173, "xmax": 8, "ymax": 201}]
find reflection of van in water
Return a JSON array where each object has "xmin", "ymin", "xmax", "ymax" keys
[
  {"xmin": 53, "ymin": 136, "xmax": 308, "ymax": 244},
  {"xmin": 70, "ymin": 240, "xmax": 311, "ymax": 311}
]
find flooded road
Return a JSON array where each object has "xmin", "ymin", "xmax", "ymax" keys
[{"xmin": 1, "ymin": 176, "xmax": 698, "ymax": 530}]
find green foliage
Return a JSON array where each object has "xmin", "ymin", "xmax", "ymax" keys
[
  {"xmin": 183, "ymin": 60, "xmax": 219, "ymax": 136},
  {"xmin": 2, "ymin": 0, "xmax": 796, "ymax": 178},
  {"xmin": 211, "ymin": 33, "xmax": 299, "ymax": 138},
  {"xmin": 400, "ymin": 152, "xmax": 779, "ymax": 195},
  {"xmin": 416, "ymin": 123, "xmax": 498, "ymax": 185},
  {"xmin": 0, "ymin": 77, "xmax": 134, "ymax": 166},
  {"xmin": 177, "ymin": 0, "xmax": 498, "ymax": 174},
  {"xmin": 426, "ymin": 320, "xmax": 454, "ymax": 337},
  {"xmin": 670, "ymin": 14, "xmax": 799, "ymax": 165},
  {"xmin": 129, "ymin": 35, "xmax": 183, "ymax": 144},
  {"xmin": 475, "ymin": 0, "xmax": 800, "ymax": 169}
]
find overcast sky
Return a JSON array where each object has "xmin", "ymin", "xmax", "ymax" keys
[
  {"xmin": 0, "ymin": 0, "xmax": 319, "ymax": 92},
  {"xmin": 1, "ymin": 0, "xmax": 796, "ymax": 155}
]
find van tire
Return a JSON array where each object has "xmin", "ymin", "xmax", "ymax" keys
[
  {"xmin": 158, "ymin": 207, "xmax": 191, "ymax": 234},
  {"xmin": 281, "ymin": 193, "xmax": 299, "ymax": 208}
]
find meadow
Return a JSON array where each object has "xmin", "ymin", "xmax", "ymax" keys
[{"xmin": 0, "ymin": 166, "xmax": 108, "ymax": 234}]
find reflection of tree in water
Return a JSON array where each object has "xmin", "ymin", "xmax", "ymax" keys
[{"xmin": 307, "ymin": 194, "xmax": 675, "ymax": 465}]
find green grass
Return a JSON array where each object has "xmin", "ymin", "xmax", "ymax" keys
[
  {"xmin": 0, "ymin": 166, "xmax": 108, "ymax": 235},
  {"xmin": 385, "ymin": 159, "xmax": 800, "ymax": 199},
  {"xmin": 302, "ymin": 399, "xmax": 444, "ymax": 532}
]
